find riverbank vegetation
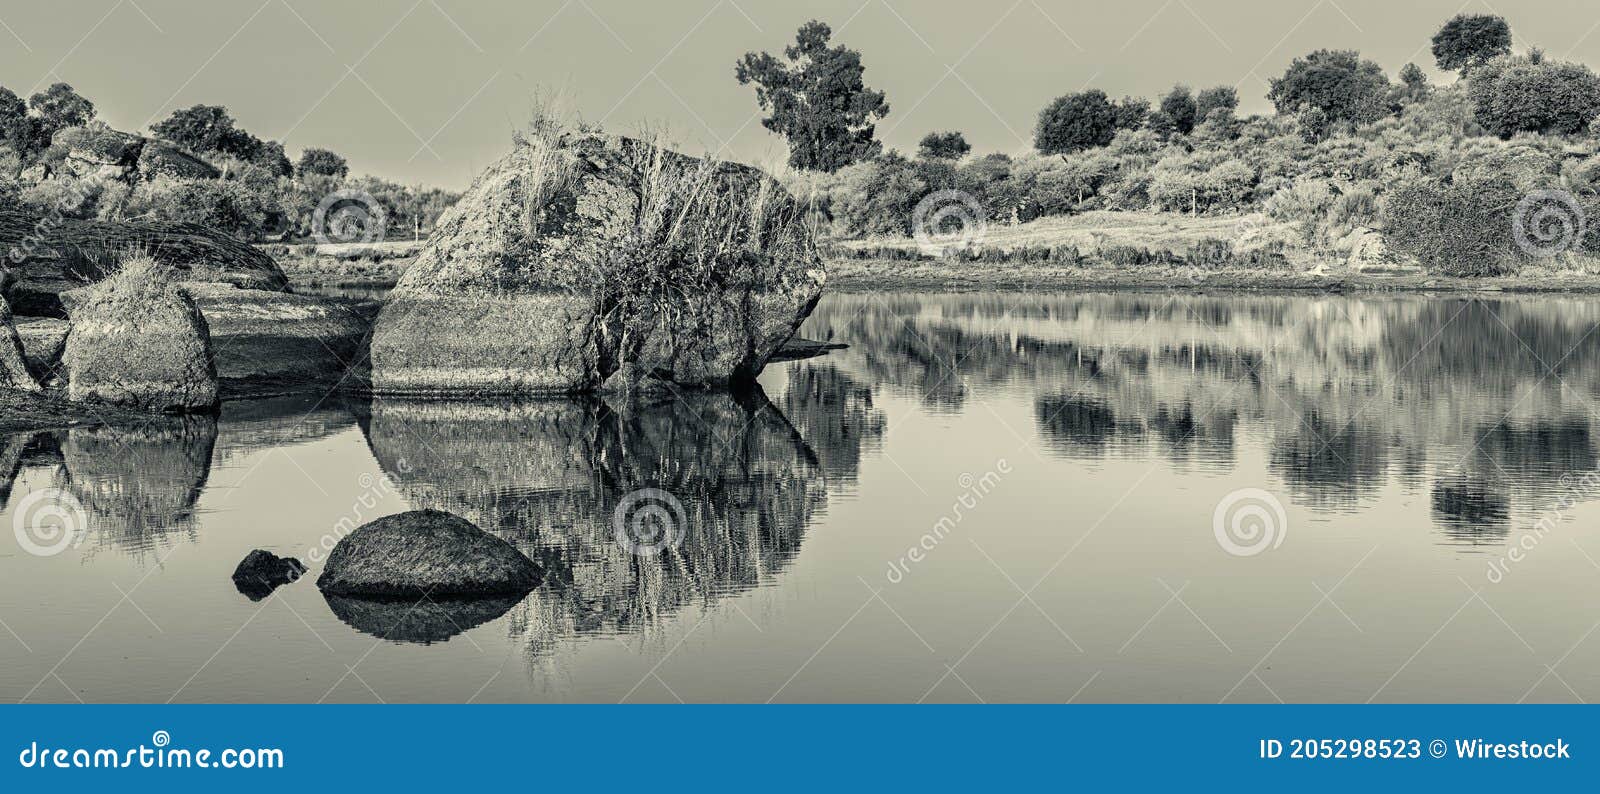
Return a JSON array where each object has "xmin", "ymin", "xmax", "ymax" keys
[
  {"xmin": 749, "ymin": 13, "xmax": 1600, "ymax": 279},
  {"xmin": 0, "ymin": 84, "xmax": 459, "ymax": 242}
]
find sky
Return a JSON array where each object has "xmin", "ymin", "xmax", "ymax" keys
[{"xmin": 2, "ymin": 0, "xmax": 1599, "ymax": 190}]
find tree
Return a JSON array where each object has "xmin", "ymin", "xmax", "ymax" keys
[
  {"xmin": 735, "ymin": 20, "xmax": 890, "ymax": 172},
  {"xmin": 28, "ymin": 82, "xmax": 94, "ymax": 142},
  {"xmin": 1194, "ymin": 86, "xmax": 1239, "ymax": 120},
  {"xmin": 1160, "ymin": 86, "xmax": 1197, "ymax": 134},
  {"xmin": 1432, "ymin": 14, "xmax": 1511, "ymax": 73},
  {"xmin": 917, "ymin": 130, "xmax": 971, "ymax": 160},
  {"xmin": 1112, "ymin": 96, "xmax": 1150, "ymax": 131},
  {"xmin": 296, "ymin": 147, "xmax": 348, "ymax": 179},
  {"xmin": 0, "ymin": 86, "xmax": 31, "ymax": 154},
  {"xmin": 1267, "ymin": 50, "xmax": 1390, "ymax": 125},
  {"xmin": 252, "ymin": 140, "xmax": 293, "ymax": 177},
  {"xmin": 1034, "ymin": 90, "xmax": 1119, "ymax": 154},
  {"xmin": 1467, "ymin": 54, "xmax": 1600, "ymax": 137},
  {"xmin": 151, "ymin": 104, "xmax": 264, "ymax": 159},
  {"xmin": 1400, "ymin": 63, "xmax": 1428, "ymax": 91}
]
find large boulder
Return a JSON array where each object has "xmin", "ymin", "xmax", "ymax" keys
[
  {"xmin": 315, "ymin": 509, "xmax": 541, "ymax": 598},
  {"xmin": 136, "ymin": 141, "xmax": 221, "ymax": 181},
  {"xmin": 180, "ymin": 283, "xmax": 369, "ymax": 388},
  {"xmin": 51, "ymin": 125, "xmax": 145, "ymax": 182},
  {"xmin": 1, "ymin": 208, "xmax": 289, "ymax": 317},
  {"xmin": 60, "ymin": 262, "xmax": 219, "ymax": 412},
  {"xmin": 369, "ymin": 130, "xmax": 825, "ymax": 396}
]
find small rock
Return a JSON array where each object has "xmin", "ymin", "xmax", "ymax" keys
[
  {"xmin": 231, "ymin": 549, "xmax": 306, "ymax": 601},
  {"xmin": 316, "ymin": 509, "xmax": 541, "ymax": 597}
]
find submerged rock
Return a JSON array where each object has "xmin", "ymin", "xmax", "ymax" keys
[
  {"xmin": 61, "ymin": 264, "xmax": 219, "ymax": 412},
  {"xmin": 315, "ymin": 509, "xmax": 541, "ymax": 597},
  {"xmin": 369, "ymin": 130, "xmax": 824, "ymax": 397},
  {"xmin": 231, "ymin": 549, "xmax": 307, "ymax": 601}
]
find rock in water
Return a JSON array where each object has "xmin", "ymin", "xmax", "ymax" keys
[
  {"xmin": 0, "ymin": 297, "xmax": 41, "ymax": 392},
  {"xmin": 61, "ymin": 260, "xmax": 219, "ymax": 412},
  {"xmin": 315, "ymin": 510, "xmax": 541, "ymax": 597},
  {"xmin": 369, "ymin": 130, "xmax": 825, "ymax": 396},
  {"xmin": 232, "ymin": 549, "xmax": 307, "ymax": 601}
]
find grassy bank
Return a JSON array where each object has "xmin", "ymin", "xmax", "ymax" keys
[
  {"xmin": 824, "ymin": 257, "xmax": 1600, "ymax": 293},
  {"xmin": 263, "ymin": 239, "xmax": 419, "ymax": 288},
  {"xmin": 824, "ymin": 209, "xmax": 1600, "ymax": 292}
]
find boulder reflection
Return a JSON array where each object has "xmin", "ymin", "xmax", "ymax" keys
[{"xmin": 357, "ymin": 388, "xmax": 832, "ymax": 648}]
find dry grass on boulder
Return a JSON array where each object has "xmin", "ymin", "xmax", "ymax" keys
[{"xmin": 61, "ymin": 252, "xmax": 219, "ymax": 412}]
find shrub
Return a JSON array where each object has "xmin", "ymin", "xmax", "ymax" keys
[
  {"xmin": 1380, "ymin": 176, "xmax": 1523, "ymax": 276},
  {"xmin": 1467, "ymin": 54, "xmax": 1600, "ymax": 138},
  {"xmin": 18, "ymin": 176, "xmax": 116, "ymax": 219},
  {"xmin": 125, "ymin": 177, "xmax": 275, "ymax": 239}
]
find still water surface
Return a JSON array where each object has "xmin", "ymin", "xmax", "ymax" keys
[{"xmin": 5, "ymin": 290, "xmax": 1600, "ymax": 703}]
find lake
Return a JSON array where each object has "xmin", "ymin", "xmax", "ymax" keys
[{"xmin": 4, "ymin": 289, "xmax": 1600, "ymax": 703}]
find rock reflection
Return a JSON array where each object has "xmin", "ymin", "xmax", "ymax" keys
[
  {"xmin": 325, "ymin": 594, "xmax": 523, "ymax": 645},
  {"xmin": 62, "ymin": 416, "xmax": 217, "ymax": 554},
  {"xmin": 358, "ymin": 389, "xmax": 831, "ymax": 649}
]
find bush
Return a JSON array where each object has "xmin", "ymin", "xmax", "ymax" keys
[
  {"xmin": 125, "ymin": 177, "xmax": 275, "ymax": 239},
  {"xmin": 1468, "ymin": 54, "xmax": 1600, "ymax": 138},
  {"xmin": 18, "ymin": 176, "xmax": 116, "ymax": 219},
  {"xmin": 1380, "ymin": 176, "xmax": 1523, "ymax": 276}
]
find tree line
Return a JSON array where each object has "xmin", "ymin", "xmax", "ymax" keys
[{"xmin": 0, "ymin": 83, "xmax": 456, "ymax": 241}]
